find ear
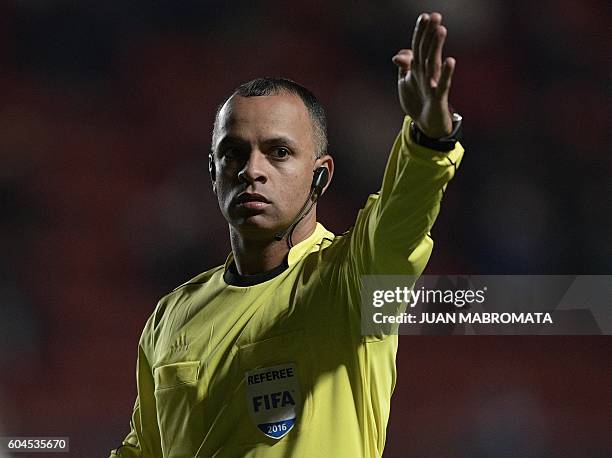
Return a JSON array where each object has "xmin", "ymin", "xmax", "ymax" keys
[
  {"xmin": 314, "ymin": 154, "xmax": 334, "ymax": 195},
  {"xmin": 208, "ymin": 153, "xmax": 217, "ymax": 194}
]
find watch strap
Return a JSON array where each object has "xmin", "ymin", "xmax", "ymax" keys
[{"xmin": 409, "ymin": 112, "xmax": 463, "ymax": 152}]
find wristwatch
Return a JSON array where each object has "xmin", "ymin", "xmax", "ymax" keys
[{"xmin": 409, "ymin": 112, "xmax": 463, "ymax": 152}]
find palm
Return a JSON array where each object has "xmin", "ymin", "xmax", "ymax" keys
[{"xmin": 392, "ymin": 12, "xmax": 456, "ymax": 139}]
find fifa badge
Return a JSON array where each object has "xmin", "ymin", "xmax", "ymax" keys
[{"xmin": 245, "ymin": 363, "xmax": 301, "ymax": 439}]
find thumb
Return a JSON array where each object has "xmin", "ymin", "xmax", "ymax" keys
[{"xmin": 392, "ymin": 49, "xmax": 413, "ymax": 79}]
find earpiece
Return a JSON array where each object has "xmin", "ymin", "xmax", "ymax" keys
[{"xmin": 311, "ymin": 167, "xmax": 329, "ymax": 194}]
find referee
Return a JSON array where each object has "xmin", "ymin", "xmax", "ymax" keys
[{"xmin": 110, "ymin": 12, "xmax": 463, "ymax": 458}]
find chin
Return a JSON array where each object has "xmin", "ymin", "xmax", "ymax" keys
[{"xmin": 231, "ymin": 214, "xmax": 283, "ymax": 238}]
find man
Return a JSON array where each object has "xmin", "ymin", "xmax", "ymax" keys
[{"xmin": 110, "ymin": 11, "xmax": 464, "ymax": 458}]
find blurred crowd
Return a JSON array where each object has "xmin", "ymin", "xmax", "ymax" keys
[{"xmin": 0, "ymin": 1, "xmax": 610, "ymax": 456}]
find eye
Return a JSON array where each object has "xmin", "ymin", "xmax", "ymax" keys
[
  {"xmin": 222, "ymin": 147, "xmax": 239, "ymax": 159},
  {"xmin": 270, "ymin": 147, "xmax": 291, "ymax": 159}
]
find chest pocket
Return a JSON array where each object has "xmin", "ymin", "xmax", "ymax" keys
[{"xmin": 154, "ymin": 361, "xmax": 200, "ymax": 390}]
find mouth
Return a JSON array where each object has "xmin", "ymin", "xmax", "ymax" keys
[{"xmin": 234, "ymin": 192, "xmax": 271, "ymax": 211}]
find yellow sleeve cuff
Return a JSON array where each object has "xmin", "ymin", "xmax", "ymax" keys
[{"xmin": 401, "ymin": 115, "xmax": 464, "ymax": 169}]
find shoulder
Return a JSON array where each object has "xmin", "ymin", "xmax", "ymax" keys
[
  {"xmin": 319, "ymin": 193, "xmax": 380, "ymax": 253},
  {"xmin": 143, "ymin": 264, "xmax": 225, "ymax": 337},
  {"xmin": 161, "ymin": 264, "xmax": 224, "ymax": 307},
  {"xmin": 169, "ymin": 264, "xmax": 225, "ymax": 294}
]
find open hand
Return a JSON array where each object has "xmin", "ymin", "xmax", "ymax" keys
[{"xmin": 392, "ymin": 12, "xmax": 456, "ymax": 139}]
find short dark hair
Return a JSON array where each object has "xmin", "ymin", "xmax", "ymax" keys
[{"xmin": 212, "ymin": 77, "xmax": 328, "ymax": 158}]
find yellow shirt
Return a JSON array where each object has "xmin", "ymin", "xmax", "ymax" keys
[{"xmin": 110, "ymin": 116, "xmax": 464, "ymax": 457}]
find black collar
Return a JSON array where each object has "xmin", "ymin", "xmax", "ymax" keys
[{"xmin": 223, "ymin": 257, "xmax": 289, "ymax": 286}]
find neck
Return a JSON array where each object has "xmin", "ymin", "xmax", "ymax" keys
[{"xmin": 230, "ymin": 211, "xmax": 317, "ymax": 275}]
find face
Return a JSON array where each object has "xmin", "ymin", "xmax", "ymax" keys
[{"xmin": 212, "ymin": 92, "xmax": 328, "ymax": 239}]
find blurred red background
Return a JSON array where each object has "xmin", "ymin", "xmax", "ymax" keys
[{"xmin": 0, "ymin": 1, "xmax": 610, "ymax": 456}]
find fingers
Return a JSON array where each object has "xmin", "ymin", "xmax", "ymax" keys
[
  {"xmin": 411, "ymin": 13, "xmax": 429, "ymax": 68},
  {"xmin": 436, "ymin": 57, "xmax": 456, "ymax": 101},
  {"xmin": 419, "ymin": 13, "xmax": 441, "ymax": 70},
  {"xmin": 392, "ymin": 49, "xmax": 412, "ymax": 78},
  {"xmin": 426, "ymin": 25, "xmax": 446, "ymax": 86}
]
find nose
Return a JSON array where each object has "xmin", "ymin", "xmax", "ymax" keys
[{"xmin": 238, "ymin": 151, "xmax": 268, "ymax": 185}]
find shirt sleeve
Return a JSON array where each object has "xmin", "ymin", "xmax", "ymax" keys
[
  {"xmin": 348, "ymin": 115, "xmax": 463, "ymax": 275},
  {"xmin": 337, "ymin": 115, "xmax": 464, "ymax": 320},
  {"xmin": 109, "ymin": 344, "xmax": 163, "ymax": 457}
]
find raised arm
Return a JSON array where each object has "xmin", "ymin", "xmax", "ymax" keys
[{"xmin": 341, "ymin": 11, "xmax": 464, "ymax": 283}]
